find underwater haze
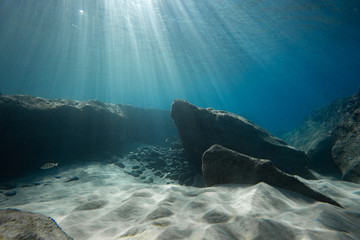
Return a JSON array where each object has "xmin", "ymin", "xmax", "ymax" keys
[{"xmin": 0, "ymin": 0, "xmax": 359, "ymax": 132}]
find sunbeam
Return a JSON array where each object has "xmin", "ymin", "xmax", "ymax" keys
[{"xmin": 0, "ymin": 0, "xmax": 359, "ymax": 131}]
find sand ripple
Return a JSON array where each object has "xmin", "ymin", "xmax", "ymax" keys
[{"xmin": 1, "ymin": 163, "xmax": 359, "ymax": 240}]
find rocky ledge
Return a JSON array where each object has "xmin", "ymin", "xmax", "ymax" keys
[
  {"xmin": 171, "ymin": 99, "xmax": 312, "ymax": 178},
  {"xmin": 0, "ymin": 94, "xmax": 177, "ymax": 180},
  {"xmin": 283, "ymin": 93, "xmax": 360, "ymax": 183}
]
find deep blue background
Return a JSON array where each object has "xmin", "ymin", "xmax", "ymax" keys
[{"xmin": 1, "ymin": 0, "xmax": 359, "ymax": 134}]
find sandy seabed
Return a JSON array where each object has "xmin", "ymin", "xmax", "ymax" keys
[{"xmin": 1, "ymin": 161, "xmax": 360, "ymax": 240}]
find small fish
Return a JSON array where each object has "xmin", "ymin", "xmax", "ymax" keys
[{"xmin": 40, "ymin": 162, "xmax": 58, "ymax": 170}]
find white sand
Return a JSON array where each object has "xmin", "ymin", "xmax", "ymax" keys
[{"xmin": 1, "ymin": 162, "xmax": 360, "ymax": 240}]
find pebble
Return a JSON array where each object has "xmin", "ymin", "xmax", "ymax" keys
[
  {"xmin": 125, "ymin": 171, "xmax": 139, "ymax": 178},
  {"xmin": 117, "ymin": 145, "xmax": 197, "ymax": 185},
  {"xmin": 115, "ymin": 162, "xmax": 125, "ymax": 168},
  {"xmin": 4, "ymin": 191, "xmax": 16, "ymax": 196},
  {"xmin": 134, "ymin": 170, "xmax": 143, "ymax": 175}
]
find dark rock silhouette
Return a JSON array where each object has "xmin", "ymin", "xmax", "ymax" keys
[
  {"xmin": 171, "ymin": 99, "xmax": 312, "ymax": 178},
  {"xmin": 0, "ymin": 94, "xmax": 177, "ymax": 180},
  {"xmin": 202, "ymin": 145, "xmax": 342, "ymax": 208},
  {"xmin": 283, "ymin": 93, "xmax": 360, "ymax": 183},
  {"xmin": 331, "ymin": 94, "xmax": 360, "ymax": 182}
]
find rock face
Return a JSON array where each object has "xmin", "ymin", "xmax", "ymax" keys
[
  {"xmin": 171, "ymin": 100, "xmax": 311, "ymax": 178},
  {"xmin": 202, "ymin": 145, "xmax": 342, "ymax": 208},
  {"xmin": 332, "ymin": 97, "xmax": 360, "ymax": 182},
  {"xmin": 0, "ymin": 95, "xmax": 177, "ymax": 180},
  {"xmin": 0, "ymin": 208, "xmax": 72, "ymax": 240},
  {"xmin": 283, "ymin": 94, "xmax": 360, "ymax": 183}
]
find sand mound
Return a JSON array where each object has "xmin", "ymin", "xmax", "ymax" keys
[{"xmin": 1, "ymin": 162, "xmax": 360, "ymax": 240}]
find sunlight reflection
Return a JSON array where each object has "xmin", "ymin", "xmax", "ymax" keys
[
  {"xmin": 101, "ymin": 0, "xmax": 238, "ymax": 108},
  {"xmin": 2, "ymin": 0, "xmax": 358, "ymax": 131}
]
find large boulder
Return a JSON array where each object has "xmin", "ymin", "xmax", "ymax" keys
[
  {"xmin": 283, "ymin": 93, "xmax": 360, "ymax": 183},
  {"xmin": 0, "ymin": 94, "xmax": 177, "ymax": 180},
  {"xmin": 0, "ymin": 208, "xmax": 72, "ymax": 239},
  {"xmin": 171, "ymin": 100, "xmax": 311, "ymax": 178},
  {"xmin": 331, "ymin": 95, "xmax": 360, "ymax": 182},
  {"xmin": 202, "ymin": 145, "xmax": 342, "ymax": 208}
]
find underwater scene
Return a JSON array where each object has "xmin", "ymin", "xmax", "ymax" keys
[{"xmin": 0, "ymin": 0, "xmax": 360, "ymax": 239}]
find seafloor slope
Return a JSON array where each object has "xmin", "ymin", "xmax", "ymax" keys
[{"xmin": 0, "ymin": 155, "xmax": 359, "ymax": 240}]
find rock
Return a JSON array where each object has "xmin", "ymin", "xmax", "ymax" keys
[
  {"xmin": 331, "ymin": 95, "xmax": 360, "ymax": 182},
  {"xmin": 118, "ymin": 144, "xmax": 195, "ymax": 184},
  {"xmin": 171, "ymin": 100, "xmax": 311, "ymax": 178},
  {"xmin": 283, "ymin": 94, "xmax": 360, "ymax": 183},
  {"xmin": 155, "ymin": 171, "xmax": 162, "ymax": 176},
  {"xmin": 282, "ymin": 96, "xmax": 351, "ymax": 175},
  {"xmin": 144, "ymin": 177, "xmax": 154, "ymax": 183},
  {"xmin": 115, "ymin": 162, "xmax": 125, "ymax": 168},
  {"xmin": 134, "ymin": 169, "xmax": 143, "ymax": 175},
  {"xmin": 4, "ymin": 191, "xmax": 16, "ymax": 196},
  {"xmin": 125, "ymin": 171, "xmax": 140, "ymax": 178},
  {"xmin": 0, "ymin": 209, "xmax": 72, "ymax": 240},
  {"xmin": 202, "ymin": 145, "xmax": 342, "ymax": 208},
  {"xmin": 0, "ymin": 94, "xmax": 177, "ymax": 181}
]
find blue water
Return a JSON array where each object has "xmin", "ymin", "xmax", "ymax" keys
[{"xmin": 0, "ymin": 0, "xmax": 359, "ymax": 133}]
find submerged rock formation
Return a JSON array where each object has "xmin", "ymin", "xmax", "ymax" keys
[
  {"xmin": 283, "ymin": 93, "xmax": 360, "ymax": 183},
  {"xmin": 171, "ymin": 100, "xmax": 312, "ymax": 178},
  {"xmin": 0, "ymin": 209, "xmax": 72, "ymax": 239},
  {"xmin": 0, "ymin": 95, "xmax": 177, "ymax": 180},
  {"xmin": 332, "ymin": 97, "xmax": 360, "ymax": 182},
  {"xmin": 202, "ymin": 145, "xmax": 342, "ymax": 208}
]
